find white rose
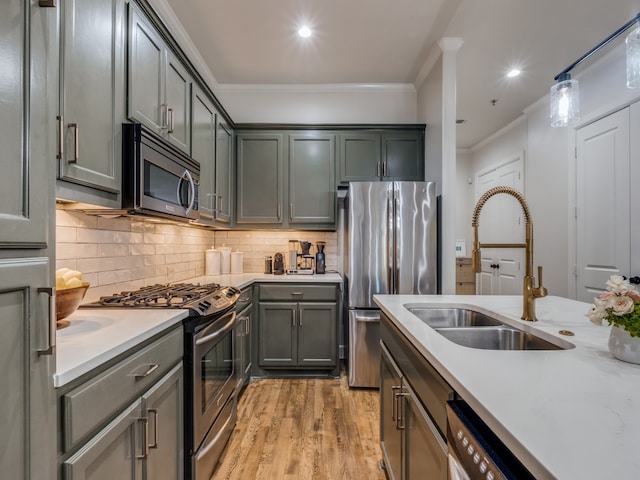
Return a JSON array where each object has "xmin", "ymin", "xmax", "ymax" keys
[
  {"xmin": 606, "ymin": 275, "xmax": 632, "ymax": 294},
  {"xmin": 609, "ymin": 295, "xmax": 635, "ymax": 316},
  {"xmin": 586, "ymin": 297, "xmax": 608, "ymax": 325}
]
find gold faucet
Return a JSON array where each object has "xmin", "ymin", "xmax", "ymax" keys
[{"xmin": 471, "ymin": 186, "xmax": 547, "ymax": 321}]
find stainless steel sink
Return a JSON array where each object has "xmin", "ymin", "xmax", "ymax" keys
[
  {"xmin": 405, "ymin": 307, "xmax": 503, "ymax": 328},
  {"xmin": 434, "ymin": 326, "xmax": 566, "ymax": 351},
  {"xmin": 404, "ymin": 305, "xmax": 572, "ymax": 351}
]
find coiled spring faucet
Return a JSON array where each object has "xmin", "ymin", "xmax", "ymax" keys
[{"xmin": 471, "ymin": 186, "xmax": 547, "ymax": 321}]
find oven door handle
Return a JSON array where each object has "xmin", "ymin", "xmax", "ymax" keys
[{"xmin": 195, "ymin": 311, "xmax": 236, "ymax": 346}]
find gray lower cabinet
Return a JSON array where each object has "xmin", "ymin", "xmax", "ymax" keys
[
  {"xmin": 128, "ymin": 2, "xmax": 191, "ymax": 154},
  {"xmin": 0, "ymin": 1, "xmax": 56, "ymax": 479},
  {"xmin": 338, "ymin": 129, "xmax": 425, "ymax": 184},
  {"xmin": 59, "ymin": 328, "xmax": 184, "ymax": 480},
  {"xmin": 257, "ymin": 284, "xmax": 338, "ymax": 372},
  {"xmin": 55, "ymin": 0, "xmax": 125, "ymax": 206},
  {"xmin": 192, "ymin": 85, "xmax": 233, "ymax": 226},
  {"xmin": 380, "ymin": 315, "xmax": 449, "ymax": 480}
]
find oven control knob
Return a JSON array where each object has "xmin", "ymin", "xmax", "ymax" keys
[
  {"xmin": 457, "ymin": 430, "xmax": 464, "ymax": 440},
  {"xmin": 462, "ymin": 437, "xmax": 469, "ymax": 447},
  {"xmin": 473, "ymin": 452, "xmax": 481, "ymax": 464},
  {"xmin": 479, "ymin": 461, "xmax": 488, "ymax": 473},
  {"xmin": 486, "ymin": 472, "xmax": 495, "ymax": 480},
  {"xmin": 467, "ymin": 444, "xmax": 474, "ymax": 455}
]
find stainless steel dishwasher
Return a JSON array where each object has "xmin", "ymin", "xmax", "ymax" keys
[{"xmin": 348, "ymin": 310, "xmax": 380, "ymax": 387}]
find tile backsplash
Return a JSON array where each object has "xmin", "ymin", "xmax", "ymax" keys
[{"xmin": 56, "ymin": 208, "xmax": 337, "ymax": 301}]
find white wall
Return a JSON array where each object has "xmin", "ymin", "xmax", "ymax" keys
[
  {"xmin": 461, "ymin": 41, "xmax": 640, "ymax": 299},
  {"xmin": 455, "ymin": 151, "xmax": 473, "ymax": 252},
  {"xmin": 215, "ymin": 84, "xmax": 418, "ymax": 124},
  {"xmin": 418, "ymin": 57, "xmax": 443, "ymax": 192}
]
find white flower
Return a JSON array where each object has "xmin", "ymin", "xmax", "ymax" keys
[
  {"xmin": 606, "ymin": 275, "xmax": 633, "ymax": 294},
  {"xmin": 609, "ymin": 295, "xmax": 635, "ymax": 316},
  {"xmin": 586, "ymin": 297, "xmax": 608, "ymax": 325}
]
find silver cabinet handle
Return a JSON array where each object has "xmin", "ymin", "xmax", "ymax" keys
[
  {"xmin": 69, "ymin": 123, "xmax": 79, "ymax": 164},
  {"xmin": 147, "ymin": 408, "xmax": 159, "ymax": 449},
  {"xmin": 383, "ymin": 162, "xmax": 388, "ymax": 177},
  {"xmin": 56, "ymin": 116, "xmax": 64, "ymax": 160},
  {"xmin": 160, "ymin": 104, "xmax": 168, "ymax": 129},
  {"xmin": 290, "ymin": 202, "xmax": 294, "ymax": 220},
  {"xmin": 376, "ymin": 161, "xmax": 381, "ymax": 177},
  {"xmin": 277, "ymin": 203, "xmax": 281, "ymax": 220},
  {"xmin": 168, "ymin": 108, "xmax": 174, "ymax": 133},
  {"xmin": 137, "ymin": 417, "xmax": 149, "ymax": 459},
  {"xmin": 133, "ymin": 363, "xmax": 159, "ymax": 380},
  {"xmin": 396, "ymin": 390, "xmax": 409, "ymax": 430},
  {"xmin": 37, "ymin": 287, "xmax": 56, "ymax": 356},
  {"xmin": 217, "ymin": 194, "xmax": 223, "ymax": 214},
  {"xmin": 391, "ymin": 385, "xmax": 401, "ymax": 421},
  {"xmin": 292, "ymin": 310, "xmax": 296, "ymax": 327},
  {"xmin": 299, "ymin": 308, "xmax": 303, "ymax": 326},
  {"xmin": 39, "ymin": 0, "xmax": 57, "ymax": 7}
]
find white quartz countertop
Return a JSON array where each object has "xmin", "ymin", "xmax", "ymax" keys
[
  {"xmin": 55, "ymin": 272, "xmax": 341, "ymax": 388},
  {"xmin": 373, "ymin": 294, "xmax": 640, "ymax": 480},
  {"xmin": 55, "ymin": 308, "xmax": 187, "ymax": 388}
]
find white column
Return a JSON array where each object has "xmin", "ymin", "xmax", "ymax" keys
[{"xmin": 439, "ymin": 37, "xmax": 463, "ymax": 295}]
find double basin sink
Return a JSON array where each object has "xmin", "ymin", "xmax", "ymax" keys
[{"xmin": 405, "ymin": 306, "xmax": 573, "ymax": 351}]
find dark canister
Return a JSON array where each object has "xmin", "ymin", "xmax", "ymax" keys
[{"xmin": 315, "ymin": 241, "xmax": 326, "ymax": 274}]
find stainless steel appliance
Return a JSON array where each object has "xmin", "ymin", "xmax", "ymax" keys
[
  {"xmin": 122, "ymin": 123, "xmax": 200, "ymax": 221},
  {"xmin": 446, "ymin": 400, "xmax": 535, "ymax": 480},
  {"xmin": 82, "ymin": 282, "xmax": 240, "ymax": 480},
  {"xmin": 346, "ymin": 181, "xmax": 437, "ymax": 387}
]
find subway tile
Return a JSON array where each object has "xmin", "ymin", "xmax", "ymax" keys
[{"xmin": 56, "ymin": 226, "xmax": 77, "ymax": 243}]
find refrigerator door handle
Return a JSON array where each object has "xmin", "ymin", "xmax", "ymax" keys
[
  {"xmin": 394, "ymin": 192, "xmax": 400, "ymax": 293},
  {"xmin": 387, "ymin": 188, "xmax": 394, "ymax": 293}
]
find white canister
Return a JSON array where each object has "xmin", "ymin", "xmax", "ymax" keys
[
  {"xmin": 219, "ymin": 246, "xmax": 232, "ymax": 274},
  {"xmin": 231, "ymin": 251, "xmax": 243, "ymax": 274},
  {"xmin": 205, "ymin": 248, "xmax": 221, "ymax": 275}
]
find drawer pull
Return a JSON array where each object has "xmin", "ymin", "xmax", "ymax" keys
[
  {"xmin": 133, "ymin": 363, "xmax": 159, "ymax": 380},
  {"xmin": 148, "ymin": 408, "xmax": 159, "ymax": 449},
  {"xmin": 291, "ymin": 292, "xmax": 303, "ymax": 297}
]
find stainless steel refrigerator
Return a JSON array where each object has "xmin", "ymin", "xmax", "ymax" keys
[{"xmin": 346, "ymin": 181, "xmax": 437, "ymax": 387}]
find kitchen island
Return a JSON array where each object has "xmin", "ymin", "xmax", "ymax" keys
[{"xmin": 374, "ymin": 294, "xmax": 640, "ymax": 479}]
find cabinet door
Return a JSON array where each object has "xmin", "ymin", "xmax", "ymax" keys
[
  {"xmin": 289, "ymin": 134, "xmax": 336, "ymax": 225},
  {"xmin": 404, "ymin": 384, "xmax": 448, "ymax": 480},
  {"xmin": 128, "ymin": 3, "xmax": 164, "ymax": 134},
  {"xmin": 297, "ymin": 302, "xmax": 336, "ymax": 367},
  {"xmin": 0, "ymin": 258, "xmax": 55, "ymax": 480},
  {"xmin": 380, "ymin": 343, "xmax": 402, "ymax": 480},
  {"xmin": 165, "ymin": 51, "xmax": 191, "ymax": 153},
  {"xmin": 382, "ymin": 132, "xmax": 424, "ymax": 181},
  {"xmin": 215, "ymin": 120, "xmax": 233, "ymax": 223},
  {"xmin": 338, "ymin": 133, "xmax": 381, "ymax": 182},
  {"xmin": 1, "ymin": 0, "xmax": 51, "ymax": 248},
  {"xmin": 142, "ymin": 364, "xmax": 184, "ymax": 480},
  {"xmin": 236, "ymin": 304, "xmax": 252, "ymax": 390},
  {"xmin": 258, "ymin": 302, "xmax": 297, "ymax": 366},
  {"xmin": 63, "ymin": 399, "xmax": 143, "ymax": 480},
  {"xmin": 58, "ymin": 0, "xmax": 124, "ymax": 194},
  {"xmin": 236, "ymin": 133, "xmax": 284, "ymax": 224},
  {"xmin": 191, "ymin": 85, "xmax": 217, "ymax": 221}
]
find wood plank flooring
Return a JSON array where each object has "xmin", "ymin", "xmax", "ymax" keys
[{"xmin": 212, "ymin": 374, "xmax": 386, "ymax": 480}]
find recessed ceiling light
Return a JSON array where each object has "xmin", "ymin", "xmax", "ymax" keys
[
  {"xmin": 507, "ymin": 69, "xmax": 521, "ymax": 78},
  {"xmin": 298, "ymin": 25, "xmax": 312, "ymax": 38}
]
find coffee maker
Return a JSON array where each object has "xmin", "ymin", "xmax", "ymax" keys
[{"xmin": 287, "ymin": 239, "xmax": 315, "ymax": 274}]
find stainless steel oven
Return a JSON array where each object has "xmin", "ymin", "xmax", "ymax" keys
[
  {"xmin": 122, "ymin": 123, "xmax": 200, "ymax": 221},
  {"xmin": 190, "ymin": 309, "xmax": 237, "ymax": 480}
]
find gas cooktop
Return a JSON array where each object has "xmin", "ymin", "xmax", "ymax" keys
[{"xmin": 81, "ymin": 283, "xmax": 240, "ymax": 317}]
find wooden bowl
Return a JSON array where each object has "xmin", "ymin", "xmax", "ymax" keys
[{"xmin": 56, "ymin": 283, "xmax": 90, "ymax": 321}]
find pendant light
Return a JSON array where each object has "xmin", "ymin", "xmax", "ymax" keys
[
  {"xmin": 626, "ymin": 23, "xmax": 640, "ymax": 88},
  {"xmin": 550, "ymin": 73, "xmax": 579, "ymax": 127},
  {"xmin": 550, "ymin": 12, "xmax": 640, "ymax": 127}
]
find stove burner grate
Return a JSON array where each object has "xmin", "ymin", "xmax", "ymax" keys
[{"xmin": 95, "ymin": 283, "xmax": 222, "ymax": 308}]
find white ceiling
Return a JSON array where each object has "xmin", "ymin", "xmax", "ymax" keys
[{"xmin": 165, "ymin": 0, "xmax": 640, "ymax": 148}]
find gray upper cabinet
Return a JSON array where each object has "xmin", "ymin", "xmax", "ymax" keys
[
  {"xmin": 338, "ymin": 129, "xmax": 425, "ymax": 183},
  {"xmin": 192, "ymin": 86, "xmax": 233, "ymax": 226},
  {"xmin": 0, "ymin": 2, "xmax": 56, "ymax": 479},
  {"xmin": 215, "ymin": 119, "xmax": 233, "ymax": 224},
  {"xmin": 128, "ymin": 3, "xmax": 191, "ymax": 154},
  {"xmin": 56, "ymin": 0, "xmax": 125, "ymax": 204},
  {"xmin": 382, "ymin": 132, "xmax": 424, "ymax": 181},
  {"xmin": 288, "ymin": 134, "xmax": 336, "ymax": 225},
  {"xmin": 236, "ymin": 133, "xmax": 284, "ymax": 224},
  {"xmin": 339, "ymin": 133, "xmax": 381, "ymax": 182},
  {"xmin": 192, "ymin": 85, "xmax": 217, "ymax": 222}
]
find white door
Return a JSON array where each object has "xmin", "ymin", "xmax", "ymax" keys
[
  {"xmin": 576, "ymin": 108, "xmax": 630, "ymax": 303},
  {"xmin": 475, "ymin": 155, "xmax": 524, "ymax": 295}
]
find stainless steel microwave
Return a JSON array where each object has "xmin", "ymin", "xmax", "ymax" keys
[{"xmin": 122, "ymin": 123, "xmax": 200, "ymax": 221}]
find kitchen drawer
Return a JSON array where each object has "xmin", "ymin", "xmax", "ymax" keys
[
  {"xmin": 61, "ymin": 326, "xmax": 183, "ymax": 452},
  {"xmin": 456, "ymin": 282, "xmax": 476, "ymax": 295},
  {"xmin": 259, "ymin": 284, "xmax": 337, "ymax": 302},
  {"xmin": 456, "ymin": 257, "xmax": 475, "ymax": 283}
]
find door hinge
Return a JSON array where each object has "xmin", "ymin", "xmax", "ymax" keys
[{"xmin": 39, "ymin": 0, "xmax": 56, "ymax": 6}]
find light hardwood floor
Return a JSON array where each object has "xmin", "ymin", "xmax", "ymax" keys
[{"xmin": 212, "ymin": 374, "xmax": 386, "ymax": 480}]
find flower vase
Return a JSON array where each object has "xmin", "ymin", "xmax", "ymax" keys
[{"xmin": 608, "ymin": 325, "xmax": 640, "ymax": 364}]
